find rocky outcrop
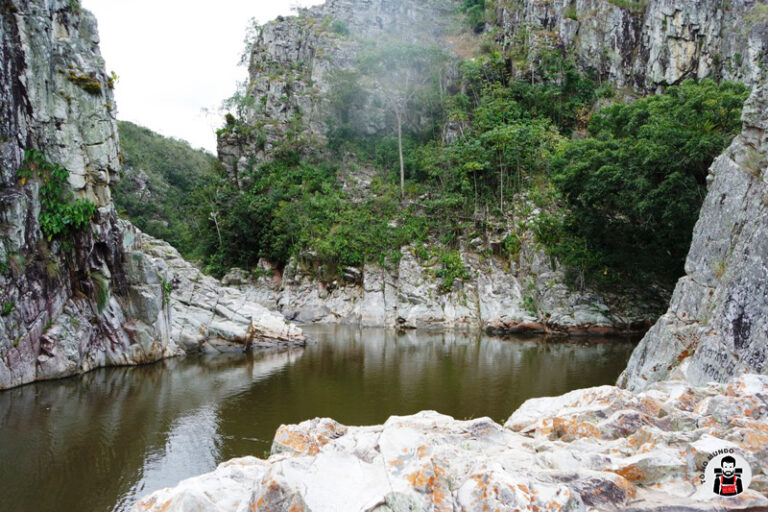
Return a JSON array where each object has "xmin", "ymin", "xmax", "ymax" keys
[
  {"xmin": 0, "ymin": 1, "xmax": 304, "ymax": 390},
  {"xmin": 0, "ymin": 0, "xmax": 176, "ymax": 389},
  {"xmin": 620, "ymin": 85, "xmax": 768, "ymax": 391},
  {"xmin": 494, "ymin": 0, "xmax": 768, "ymax": 92},
  {"xmin": 125, "ymin": 224, "xmax": 306, "ymax": 353},
  {"xmin": 225, "ymin": 240, "xmax": 663, "ymax": 334},
  {"xmin": 218, "ymin": 0, "xmax": 456, "ymax": 179},
  {"xmin": 135, "ymin": 373, "xmax": 768, "ymax": 511}
]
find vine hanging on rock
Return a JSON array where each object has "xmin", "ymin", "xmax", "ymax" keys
[{"xmin": 18, "ymin": 150, "xmax": 97, "ymax": 241}]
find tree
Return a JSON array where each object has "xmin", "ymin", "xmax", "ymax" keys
[
  {"xmin": 551, "ymin": 79, "xmax": 749, "ymax": 284},
  {"xmin": 359, "ymin": 42, "xmax": 448, "ymax": 199}
]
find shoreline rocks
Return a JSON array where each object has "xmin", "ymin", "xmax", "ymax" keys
[
  {"xmin": 134, "ymin": 373, "xmax": 768, "ymax": 512},
  {"xmin": 123, "ymin": 222, "xmax": 307, "ymax": 354},
  {"xmin": 223, "ymin": 247, "xmax": 663, "ymax": 337}
]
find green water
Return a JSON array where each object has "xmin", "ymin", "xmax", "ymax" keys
[{"xmin": 0, "ymin": 325, "xmax": 637, "ymax": 512}]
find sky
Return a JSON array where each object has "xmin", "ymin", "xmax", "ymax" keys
[{"xmin": 81, "ymin": 0, "xmax": 325, "ymax": 153}]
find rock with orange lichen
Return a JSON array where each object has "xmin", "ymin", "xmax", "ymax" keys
[
  {"xmin": 135, "ymin": 375, "xmax": 768, "ymax": 512},
  {"xmin": 133, "ymin": 457, "xmax": 268, "ymax": 512},
  {"xmin": 272, "ymin": 418, "xmax": 348, "ymax": 456}
]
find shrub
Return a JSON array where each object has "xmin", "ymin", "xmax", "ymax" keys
[
  {"xmin": 1, "ymin": 301, "xmax": 14, "ymax": 317},
  {"xmin": 331, "ymin": 20, "xmax": 349, "ymax": 36},
  {"xmin": 67, "ymin": 70, "xmax": 101, "ymax": 95},
  {"xmin": 436, "ymin": 250, "xmax": 470, "ymax": 292},
  {"xmin": 18, "ymin": 150, "xmax": 97, "ymax": 241},
  {"xmin": 550, "ymin": 79, "xmax": 748, "ymax": 285}
]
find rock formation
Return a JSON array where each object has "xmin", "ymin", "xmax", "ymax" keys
[
  {"xmin": 135, "ymin": 373, "xmax": 768, "ymax": 511},
  {"xmin": 225, "ymin": 243, "xmax": 661, "ymax": 334},
  {"xmin": 494, "ymin": 0, "xmax": 768, "ymax": 92},
  {"xmin": 0, "ymin": 0, "xmax": 173, "ymax": 389},
  {"xmin": 126, "ymin": 224, "xmax": 305, "ymax": 353},
  {"xmin": 0, "ymin": 0, "xmax": 304, "ymax": 390},
  {"xmin": 217, "ymin": 0, "xmax": 456, "ymax": 179},
  {"xmin": 620, "ymin": 85, "xmax": 768, "ymax": 391}
]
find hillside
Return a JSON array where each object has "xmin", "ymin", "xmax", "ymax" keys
[
  {"xmin": 171, "ymin": 0, "xmax": 763, "ymax": 333},
  {"xmin": 114, "ymin": 121, "xmax": 218, "ymax": 257}
]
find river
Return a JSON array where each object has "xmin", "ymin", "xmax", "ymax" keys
[{"xmin": 0, "ymin": 325, "xmax": 637, "ymax": 512}]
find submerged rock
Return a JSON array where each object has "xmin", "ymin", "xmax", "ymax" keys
[{"xmin": 135, "ymin": 373, "xmax": 768, "ymax": 512}]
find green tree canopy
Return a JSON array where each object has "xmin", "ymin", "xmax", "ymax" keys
[{"xmin": 551, "ymin": 79, "xmax": 749, "ymax": 284}]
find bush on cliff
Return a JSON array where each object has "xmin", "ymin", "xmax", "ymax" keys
[{"xmin": 550, "ymin": 79, "xmax": 749, "ymax": 285}]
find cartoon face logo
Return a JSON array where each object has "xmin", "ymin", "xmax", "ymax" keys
[
  {"xmin": 699, "ymin": 450, "xmax": 752, "ymax": 499},
  {"xmin": 714, "ymin": 455, "xmax": 744, "ymax": 496}
]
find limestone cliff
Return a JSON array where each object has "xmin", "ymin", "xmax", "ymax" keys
[
  {"xmin": 494, "ymin": 0, "xmax": 768, "ymax": 91},
  {"xmin": 0, "ymin": 0, "xmax": 176, "ymax": 389},
  {"xmin": 620, "ymin": 85, "xmax": 768, "ymax": 391},
  {"xmin": 0, "ymin": 0, "xmax": 305, "ymax": 390}
]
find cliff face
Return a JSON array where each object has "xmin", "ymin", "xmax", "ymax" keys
[
  {"xmin": 0, "ymin": 0, "xmax": 176, "ymax": 389},
  {"xmin": 494, "ymin": 0, "xmax": 768, "ymax": 91},
  {"xmin": 218, "ymin": 0, "xmax": 456, "ymax": 180},
  {"xmin": 224, "ymin": 240, "xmax": 663, "ymax": 334},
  {"xmin": 0, "ymin": 0, "xmax": 305, "ymax": 390},
  {"xmin": 620, "ymin": 85, "xmax": 768, "ymax": 391}
]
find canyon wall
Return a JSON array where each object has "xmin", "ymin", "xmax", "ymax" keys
[
  {"xmin": 0, "ymin": 0, "xmax": 304, "ymax": 390},
  {"xmin": 0, "ymin": 0, "xmax": 174, "ymax": 389},
  {"xmin": 494, "ymin": 0, "xmax": 767, "ymax": 91},
  {"xmin": 620, "ymin": 85, "xmax": 768, "ymax": 390}
]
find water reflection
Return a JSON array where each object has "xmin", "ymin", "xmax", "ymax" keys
[{"xmin": 0, "ymin": 326, "xmax": 636, "ymax": 512}]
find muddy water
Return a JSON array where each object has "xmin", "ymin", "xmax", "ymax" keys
[{"xmin": 0, "ymin": 326, "xmax": 637, "ymax": 512}]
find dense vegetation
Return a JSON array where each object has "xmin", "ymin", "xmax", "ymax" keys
[
  {"xmin": 549, "ymin": 80, "xmax": 748, "ymax": 285},
  {"xmin": 19, "ymin": 150, "xmax": 97, "ymax": 242},
  {"xmin": 114, "ymin": 121, "xmax": 218, "ymax": 257},
  {"xmin": 115, "ymin": 7, "xmax": 748, "ymax": 292},
  {"xmin": 198, "ymin": 30, "xmax": 747, "ymax": 288}
]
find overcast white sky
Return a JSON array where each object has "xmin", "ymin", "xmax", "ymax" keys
[{"xmin": 81, "ymin": 0, "xmax": 324, "ymax": 153}]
